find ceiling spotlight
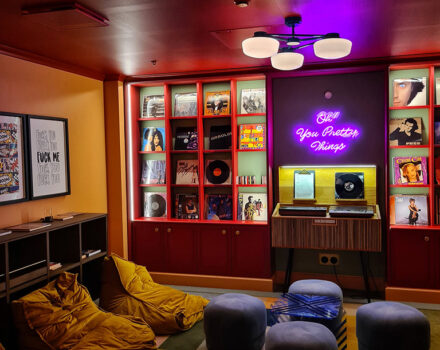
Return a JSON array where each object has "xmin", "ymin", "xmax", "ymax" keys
[
  {"xmin": 234, "ymin": 0, "xmax": 250, "ymax": 7},
  {"xmin": 241, "ymin": 15, "xmax": 352, "ymax": 70}
]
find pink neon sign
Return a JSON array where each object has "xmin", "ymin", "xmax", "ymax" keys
[{"xmin": 294, "ymin": 111, "xmax": 360, "ymax": 154}]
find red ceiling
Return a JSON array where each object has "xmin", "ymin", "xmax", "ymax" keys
[{"xmin": 1, "ymin": 0, "xmax": 440, "ymax": 80}]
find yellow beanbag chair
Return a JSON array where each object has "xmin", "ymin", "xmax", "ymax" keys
[
  {"xmin": 11, "ymin": 272, "xmax": 157, "ymax": 350},
  {"xmin": 100, "ymin": 254, "xmax": 209, "ymax": 335}
]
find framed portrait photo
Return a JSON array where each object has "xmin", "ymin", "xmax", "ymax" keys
[
  {"xmin": 0, "ymin": 112, "xmax": 28, "ymax": 206},
  {"xmin": 28, "ymin": 115, "xmax": 70, "ymax": 199}
]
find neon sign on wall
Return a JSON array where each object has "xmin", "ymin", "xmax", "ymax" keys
[{"xmin": 294, "ymin": 111, "xmax": 360, "ymax": 154}]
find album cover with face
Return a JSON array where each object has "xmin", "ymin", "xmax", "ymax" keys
[
  {"xmin": 206, "ymin": 194, "xmax": 232, "ymax": 220},
  {"xmin": 144, "ymin": 192, "xmax": 167, "ymax": 218},
  {"xmin": 393, "ymin": 156, "xmax": 427, "ymax": 185},
  {"xmin": 240, "ymin": 88, "xmax": 266, "ymax": 114},
  {"xmin": 141, "ymin": 160, "xmax": 166, "ymax": 184},
  {"xmin": 392, "ymin": 77, "xmax": 427, "ymax": 107},
  {"xmin": 390, "ymin": 194, "xmax": 428, "ymax": 226},
  {"xmin": 141, "ymin": 127, "xmax": 166, "ymax": 152},
  {"xmin": 205, "ymin": 159, "xmax": 232, "ymax": 185},
  {"xmin": 238, "ymin": 192, "xmax": 267, "ymax": 221},
  {"xmin": 389, "ymin": 117, "xmax": 422, "ymax": 146},
  {"xmin": 335, "ymin": 172, "xmax": 364, "ymax": 199},
  {"xmin": 142, "ymin": 95, "xmax": 165, "ymax": 118},
  {"xmin": 175, "ymin": 194, "xmax": 199, "ymax": 219},
  {"xmin": 175, "ymin": 159, "xmax": 199, "ymax": 184}
]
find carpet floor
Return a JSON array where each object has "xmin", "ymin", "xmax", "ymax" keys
[{"xmin": 156, "ymin": 299, "xmax": 440, "ymax": 350}]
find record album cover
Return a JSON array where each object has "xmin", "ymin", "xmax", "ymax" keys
[
  {"xmin": 390, "ymin": 194, "xmax": 428, "ymax": 226},
  {"xmin": 393, "ymin": 156, "xmax": 427, "ymax": 185},
  {"xmin": 141, "ymin": 160, "xmax": 166, "ymax": 184},
  {"xmin": 206, "ymin": 194, "xmax": 232, "ymax": 220},
  {"xmin": 142, "ymin": 95, "xmax": 165, "ymax": 118},
  {"xmin": 174, "ymin": 127, "xmax": 198, "ymax": 150},
  {"xmin": 176, "ymin": 159, "xmax": 199, "ymax": 184},
  {"xmin": 436, "ymin": 78, "xmax": 440, "ymax": 105},
  {"xmin": 144, "ymin": 192, "xmax": 167, "ymax": 218},
  {"xmin": 141, "ymin": 127, "xmax": 166, "ymax": 151},
  {"xmin": 392, "ymin": 77, "xmax": 427, "ymax": 107},
  {"xmin": 174, "ymin": 92, "xmax": 197, "ymax": 117},
  {"xmin": 175, "ymin": 194, "xmax": 199, "ymax": 219},
  {"xmin": 238, "ymin": 192, "xmax": 267, "ymax": 221},
  {"xmin": 209, "ymin": 125, "xmax": 231, "ymax": 150},
  {"xmin": 240, "ymin": 88, "xmax": 266, "ymax": 114},
  {"xmin": 239, "ymin": 123, "xmax": 265, "ymax": 150},
  {"xmin": 335, "ymin": 172, "xmax": 364, "ymax": 199},
  {"xmin": 389, "ymin": 117, "xmax": 422, "ymax": 146},
  {"xmin": 204, "ymin": 91, "xmax": 230, "ymax": 116},
  {"xmin": 435, "ymin": 122, "xmax": 440, "ymax": 145},
  {"xmin": 205, "ymin": 159, "xmax": 231, "ymax": 185}
]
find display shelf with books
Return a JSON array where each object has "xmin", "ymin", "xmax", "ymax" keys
[{"xmin": 126, "ymin": 74, "xmax": 272, "ymax": 281}]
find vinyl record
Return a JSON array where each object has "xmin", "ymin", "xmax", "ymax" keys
[
  {"xmin": 206, "ymin": 160, "xmax": 230, "ymax": 184},
  {"xmin": 146, "ymin": 194, "xmax": 166, "ymax": 217},
  {"xmin": 335, "ymin": 173, "xmax": 364, "ymax": 199}
]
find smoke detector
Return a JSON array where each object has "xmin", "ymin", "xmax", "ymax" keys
[{"xmin": 234, "ymin": 0, "xmax": 250, "ymax": 8}]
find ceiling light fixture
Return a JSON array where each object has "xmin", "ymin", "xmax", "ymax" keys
[
  {"xmin": 234, "ymin": 0, "xmax": 250, "ymax": 8},
  {"xmin": 242, "ymin": 15, "xmax": 352, "ymax": 70}
]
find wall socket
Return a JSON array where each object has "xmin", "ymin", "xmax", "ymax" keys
[{"xmin": 319, "ymin": 253, "xmax": 340, "ymax": 266}]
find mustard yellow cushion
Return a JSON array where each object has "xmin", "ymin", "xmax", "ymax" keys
[
  {"xmin": 100, "ymin": 255, "xmax": 209, "ymax": 335},
  {"xmin": 11, "ymin": 272, "xmax": 157, "ymax": 350}
]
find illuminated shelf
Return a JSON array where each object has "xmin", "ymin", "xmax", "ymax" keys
[
  {"xmin": 138, "ymin": 117, "xmax": 165, "ymax": 121},
  {"xmin": 204, "ymin": 149, "xmax": 232, "ymax": 153},
  {"xmin": 389, "ymin": 145, "xmax": 429, "ymax": 149},
  {"xmin": 139, "ymin": 151, "xmax": 166, "ymax": 154},
  {"xmin": 237, "ymin": 149, "xmax": 266, "ymax": 152},
  {"xmin": 140, "ymin": 184, "xmax": 166, "ymax": 187},
  {"xmin": 389, "ymin": 106, "xmax": 429, "ymax": 110},
  {"xmin": 202, "ymin": 114, "xmax": 231, "ymax": 119},
  {"xmin": 390, "ymin": 184, "xmax": 429, "ymax": 188},
  {"xmin": 237, "ymin": 113, "xmax": 266, "ymax": 117},
  {"xmin": 169, "ymin": 116, "xmax": 197, "ymax": 119},
  {"xmin": 170, "ymin": 150, "xmax": 198, "ymax": 153}
]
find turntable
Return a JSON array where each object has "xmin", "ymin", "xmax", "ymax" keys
[{"xmin": 328, "ymin": 205, "xmax": 374, "ymax": 218}]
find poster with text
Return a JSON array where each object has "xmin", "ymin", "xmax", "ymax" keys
[{"xmin": 29, "ymin": 117, "xmax": 70, "ymax": 199}]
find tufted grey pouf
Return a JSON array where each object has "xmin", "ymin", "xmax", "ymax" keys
[
  {"xmin": 204, "ymin": 293, "xmax": 266, "ymax": 350},
  {"xmin": 265, "ymin": 321, "xmax": 338, "ymax": 350},
  {"xmin": 356, "ymin": 301, "xmax": 430, "ymax": 350},
  {"xmin": 288, "ymin": 279, "xmax": 343, "ymax": 330}
]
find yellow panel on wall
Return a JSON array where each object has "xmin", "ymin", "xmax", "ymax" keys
[{"xmin": 279, "ymin": 165, "xmax": 377, "ymax": 205}]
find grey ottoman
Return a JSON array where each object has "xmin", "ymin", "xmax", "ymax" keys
[
  {"xmin": 204, "ymin": 293, "xmax": 266, "ymax": 350},
  {"xmin": 265, "ymin": 321, "xmax": 338, "ymax": 350},
  {"xmin": 288, "ymin": 279, "xmax": 343, "ymax": 330},
  {"xmin": 356, "ymin": 301, "xmax": 430, "ymax": 350}
]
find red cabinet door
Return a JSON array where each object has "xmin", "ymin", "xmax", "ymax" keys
[
  {"xmin": 164, "ymin": 223, "xmax": 197, "ymax": 273},
  {"xmin": 132, "ymin": 222, "xmax": 165, "ymax": 272},
  {"xmin": 198, "ymin": 225, "xmax": 230, "ymax": 275},
  {"xmin": 389, "ymin": 228, "xmax": 434, "ymax": 288},
  {"xmin": 231, "ymin": 225, "xmax": 271, "ymax": 278}
]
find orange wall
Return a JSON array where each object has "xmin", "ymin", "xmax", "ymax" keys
[{"xmin": 0, "ymin": 54, "xmax": 107, "ymax": 226}]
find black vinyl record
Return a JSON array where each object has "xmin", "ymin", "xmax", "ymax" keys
[
  {"xmin": 146, "ymin": 194, "xmax": 166, "ymax": 217},
  {"xmin": 335, "ymin": 173, "xmax": 364, "ymax": 199},
  {"xmin": 206, "ymin": 160, "xmax": 230, "ymax": 184}
]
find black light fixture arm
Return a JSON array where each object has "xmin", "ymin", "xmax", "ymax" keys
[{"xmin": 253, "ymin": 31, "xmax": 340, "ymax": 41}]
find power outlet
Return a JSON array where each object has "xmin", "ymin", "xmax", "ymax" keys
[{"xmin": 319, "ymin": 253, "xmax": 340, "ymax": 266}]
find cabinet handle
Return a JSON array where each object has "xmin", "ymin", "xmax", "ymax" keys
[
  {"xmin": 167, "ymin": 227, "xmax": 172, "ymax": 233},
  {"xmin": 235, "ymin": 230, "xmax": 240, "ymax": 236},
  {"xmin": 154, "ymin": 227, "xmax": 159, "ymax": 232},
  {"xmin": 221, "ymin": 229, "xmax": 227, "ymax": 235},
  {"xmin": 424, "ymin": 236, "xmax": 430, "ymax": 242}
]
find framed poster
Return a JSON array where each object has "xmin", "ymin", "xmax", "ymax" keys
[
  {"xmin": 0, "ymin": 112, "xmax": 28, "ymax": 205},
  {"xmin": 28, "ymin": 115, "xmax": 70, "ymax": 199}
]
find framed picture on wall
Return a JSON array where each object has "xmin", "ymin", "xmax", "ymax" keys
[
  {"xmin": 28, "ymin": 115, "xmax": 70, "ymax": 199},
  {"xmin": 0, "ymin": 112, "xmax": 29, "ymax": 206}
]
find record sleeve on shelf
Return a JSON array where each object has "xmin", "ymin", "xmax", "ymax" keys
[
  {"xmin": 393, "ymin": 156, "xmax": 427, "ymax": 185},
  {"xmin": 176, "ymin": 159, "xmax": 199, "ymax": 184},
  {"xmin": 239, "ymin": 123, "xmax": 265, "ymax": 150},
  {"xmin": 141, "ymin": 127, "xmax": 166, "ymax": 151},
  {"xmin": 204, "ymin": 91, "xmax": 230, "ymax": 116},
  {"xmin": 142, "ymin": 95, "xmax": 165, "ymax": 118},
  {"xmin": 390, "ymin": 194, "xmax": 428, "ymax": 226},
  {"xmin": 209, "ymin": 125, "xmax": 231, "ymax": 149},
  {"xmin": 435, "ymin": 121, "xmax": 440, "ymax": 145},
  {"xmin": 174, "ymin": 127, "xmax": 198, "ymax": 150},
  {"xmin": 141, "ymin": 160, "xmax": 166, "ymax": 184},
  {"xmin": 205, "ymin": 159, "xmax": 231, "ymax": 185},
  {"xmin": 437, "ymin": 78, "xmax": 440, "ymax": 105},
  {"xmin": 392, "ymin": 77, "xmax": 427, "ymax": 107},
  {"xmin": 335, "ymin": 172, "xmax": 364, "ymax": 199},
  {"xmin": 144, "ymin": 192, "xmax": 167, "ymax": 218},
  {"xmin": 238, "ymin": 192, "xmax": 267, "ymax": 221},
  {"xmin": 174, "ymin": 92, "xmax": 197, "ymax": 117},
  {"xmin": 240, "ymin": 88, "xmax": 266, "ymax": 114},
  {"xmin": 206, "ymin": 194, "xmax": 232, "ymax": 220},
  {"xmin": 389, "ymin": 117, "xmax": 422, "ymax": 146},
  {"xmin": 175, "ymin": 194, "xmax": 199, "ymax": 219}
]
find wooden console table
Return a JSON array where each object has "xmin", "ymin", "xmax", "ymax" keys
[{"xmin": 272, "ymin": 203, "xmax": 382, "ymax": 301}]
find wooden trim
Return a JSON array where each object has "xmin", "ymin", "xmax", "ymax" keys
[
  {"xmin": 0, "ymin": 43, "xmax": 105, "ymax": 81},
  {"xmin": 149, "ymin": 272, "xmax": 274, "ymax": 292},
  {"xmin": 386, "ymin": 286, "xmax": 440, "ymax": 304},
  {"xmin": 274, "ymin": 270, "xmax": 385, "ymax": 292}
]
